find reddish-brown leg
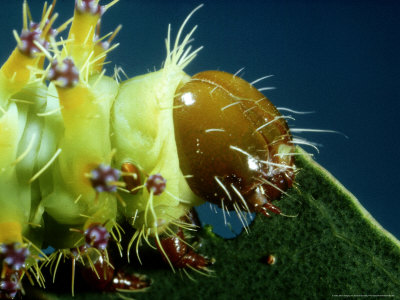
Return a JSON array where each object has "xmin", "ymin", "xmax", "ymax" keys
[
  {"xmin": 78, "ymin": 223, "xmax": 149, "ymax": 293},
  {"xmin": 259, "ymin": 202, "xmax": 282, "ymax": 217},
  {"xmin": 157, "ymin": 229, "xmax": 209, "ymax": 269},
  {"xmin": 80, "ymin": 252, "xmax": 150, "ymax": 292}
]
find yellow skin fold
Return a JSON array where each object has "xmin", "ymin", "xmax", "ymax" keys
[
  {"xmin": 0, "ymin": 49, "xmax": 40, "ymax": 104},
  {"xmin": 0, "ymin": 46, "xmax": 46, "ymax": 246},
  {"xmin": 112, "ymin": 67, "xmax": 203, "ymax": 237},
  {"xmin": 0, "ymin": 103, "xmax": 25, "ymax": 242},
  {"xmin": 40, "ymin": 76, "xmax": 118, "ymax": 228}
]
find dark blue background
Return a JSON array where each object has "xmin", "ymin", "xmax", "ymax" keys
[{"xmin": 1, "ymin": 1, "xmax": 398, "ymax": 239}]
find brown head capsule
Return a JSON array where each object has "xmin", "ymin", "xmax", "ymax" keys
[{"xmin": 173, "ymin": 70, "xmax": 295, "ymax": 216}]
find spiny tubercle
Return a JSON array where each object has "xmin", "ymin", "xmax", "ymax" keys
[
  {"xmin": 146, "ymin": 174, "xmax": 167, "ymax": 196},
  {"xmin": 18, "ymin": 29, "xmax": 49, "ymax": 58},
  {"xmin": 90, "ymin": 164, "xmax": 121, "ymax": 193},
  {"xmin": 75, "ymin": 0, "xmax": 105, "ymax": 16},
  {"xmin": 0, "ymin": 243, "xmax": 29, "ymax": 271},
  {"xmin": 47, "ymin": 58, "xmax": 79, "ymax": 88},
  {"xmin": 84, "ymin": 224, "xmax": 110, "ymax": 250}
]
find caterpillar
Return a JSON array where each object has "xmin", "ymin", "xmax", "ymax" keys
[{"xmin": 0, "ymin": 1, "xmax": 297, "ymax": 298}]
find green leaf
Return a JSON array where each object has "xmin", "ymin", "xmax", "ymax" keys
[{"xmin": 31, "ymin": 147, "xmax": 400, "ymax": 299}]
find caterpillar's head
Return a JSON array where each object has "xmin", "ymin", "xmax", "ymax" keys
[{"xmin": 173, "ymin": 70, "xmax": 296, "ymax": 217}]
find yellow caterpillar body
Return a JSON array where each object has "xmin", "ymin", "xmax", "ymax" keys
[{"xmin": 0, "ymin": 1, "xmax": 295, "ymax": 298}]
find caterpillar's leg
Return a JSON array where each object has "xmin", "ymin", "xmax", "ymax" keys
[
  {"xmin": 156, "ymin": 210, "xmax": 210, "ymax": 270},
  {"xmin": 80, "ymin": 251, "xmax": 150, "ymax": 292}
]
